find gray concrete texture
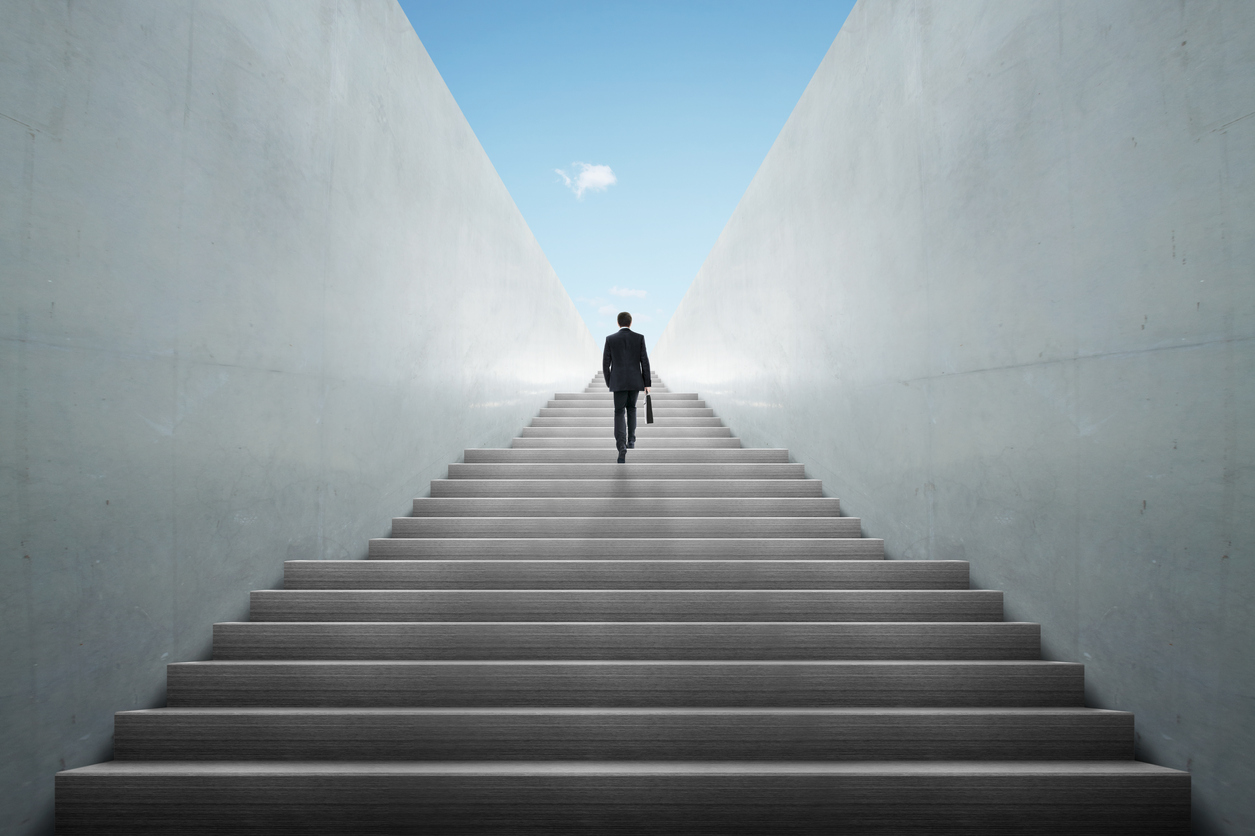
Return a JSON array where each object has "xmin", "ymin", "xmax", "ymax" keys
[
  {"xmin": 0, "ymin": 0, "xmax": 597, "ymax": 832},
  {"xmin": 654, "ymin": 0, "xmax": 1254, "ymax": 832}
]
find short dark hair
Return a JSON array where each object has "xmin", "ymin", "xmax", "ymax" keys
[{"xmin": 617, "ymin": 311, "xmax": 632, "ymax": 327}]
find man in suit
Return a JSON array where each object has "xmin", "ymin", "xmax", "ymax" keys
[{"xmin": 602, "ymin": 311, "xmax": 652, "ymax": 464}]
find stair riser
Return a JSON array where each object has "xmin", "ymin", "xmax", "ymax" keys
[
  {"xmin": 283, "ymin": 560, "xmax": 964, "ymax": 590},
  {"xmin": 585, "ymin": 388, "xmax": 673, "ymax": 393},
  {"xmin": 590, "ymin": 376, "xmax": 666, "ymax": 381},
  {"xmin": 248, "ymin": 590, "xmax": 1002, "ymax": 622},
  {"xmin": 520, "ymin": 427, "xmax": 731, "ymax": 437},
  {"xmin": 410, "ymin": 498, "xmax": 840, "ymax": 517},
  {"xmin": 531, "ymin": 418, "xmax": 724, "ymax": 427},
  {"xmin": 214, "ymin": 623, "xmax": 1038, "ymax": 660},
  {"xmin": 591, "ymin": 379, "xmax": 667, "ymax": 385},
  {"xmin": 113, "ymin": 710, "xmax": 1129, "ymax": 761},
  {"xmin": 539, "ymin": 409, "xmax": 714, "ymax": 418},
  {"xmin": 462, "ymin": 450, "xmax": 786, "ymax": 463},
  {"xmin": 511, "ymin": 438, "xmax": 741, "ymax": 448},
  {"xmin": 555, "ymin": 393, "xmax": 696, "ymax": 400},
  {"xmin": 366, "ymin": 538, "xmax": 883, "ymax": 559},
  {"xmin": 447, "ymin": 464, "xmax": 805, "ymax": 479},
  {"xmin": 53, "ymin": 769, "xmax": 1191, "ymax": 836},
  {"xmin": 166, "ymin": 662, "xmax": 1083, "ymax": 708},
  {"xmin": 546, "ymin": 401, "xmax": 706, "ymax": 408},
  {"xmin": 389, "ymin": 518, "xmax": 862, "ymax": 538},
  {"xmin": 588, "ymin": 377, "xmax": 667, "ymax": 382},
  {"xmin": 429, "ymin": 480, "xmax": 824, "ymax": 497}
]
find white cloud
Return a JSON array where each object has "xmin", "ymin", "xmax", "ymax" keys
[
  {"xmin": 555, "ymin": 162, "xmax": 617, "ymax": 199},
  {"xmin": 597, "ymin": 305, "xmax": 618, "ymax": 316},
  {"xmin": 609, "ymin": 286, "xmax": 646, "ymax": 298}
]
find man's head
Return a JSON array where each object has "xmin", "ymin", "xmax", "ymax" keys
[{"xmin": 617, "ymin": 312, "xmax": 632, "ymax": 328}]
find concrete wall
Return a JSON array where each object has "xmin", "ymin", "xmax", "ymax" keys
[
  {"xmin": 655, "ymin": 1, "xmax": 1254, "ymax": 832},
  {"xmin": 0, "ymin": 1, "xmax": 597, "ymax": 831}
]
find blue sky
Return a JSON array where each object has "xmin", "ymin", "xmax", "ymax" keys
[{"xmin": 396, "ymin": 1, "xmax": 856, "ymax": 343}]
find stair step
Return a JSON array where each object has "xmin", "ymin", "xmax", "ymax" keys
[
  {"xmin": 531, "ymin": 417, "xmax": 724, "ymax": 427},
  {"xmin": 429, "ymin": 479, "xmax": 824, "ymax": 497},
  {"xmin": 556, "ymin": 392, "xmax": 697, "ymax": 400},
  {"xmin": 367, "ymin": 537, "xmax": 883, "ymax": 559},
  {"xmin": 55, "ymin": 759, "xmax": 1189, "ymax": 835},
  {"xmin": 165, "ymin": 660, "xmax": 1083, "ymax": 707},
  {"xmin": 55, "ymin": 759, "xmax": 1190, "ymax": 835},
  {"xmin": 112, "ymin": 707, "xmax": 1130, "ymax": 761},
  {"xmin": 539, "ymin": 408, "xmax": 714, "ymax": 418},
  {"xmin": 589, "ymin": 371, "xmax": 662, "ymax": 379},
  {"xmin": 584, "ymin": 387, "xmax": 673, "ymax": 393},
  {"xmin": 213, "ymin": 621, "xmax": 1037, "ymax": 660},
  {"xmin": 283, "ymin": 559, "xmax": 964, "ymax": 590},
  {"xmin": 447, "ymin": 463, "xmax": 804, "ymax": 479},
  {"xmin": 546, "ymin": 400, "xmax": 706, "ymax": 409},
  {"xmin": 520, "ymin": 426, "xmax": 732, "ymax": 437},
  {"xmin": 410, "ymin": 497, "xmax": 838, "ymax": 517},
  {"xmin": 390, "ymin": 517, "xmax": 861, "ymax": 539},
  {"xmin": 512, "ymin": 437, "xmax": 742, "ymax": 448},
  {"xmin": 463, "ymin": 448, "xmax": 785, "ymax": 463},
  {"xmin": 591, "ymin": 378, "xmax": 667, "ymax": 385},
  {"xmin": 248, "ymin": 590, "xmax": 1001, "ymax": 622}
]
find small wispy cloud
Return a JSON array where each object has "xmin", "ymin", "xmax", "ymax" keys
[
  {"xmin": 609, "ymin": 286, "xmax": 646, "ymax": 298},
  {"xmin": 597, "ymin": 305, "xmax": 618, "ymax": 316},
  {"xmin": 555, "ymin": 162, "xmax": 617, "ymax": 199}
]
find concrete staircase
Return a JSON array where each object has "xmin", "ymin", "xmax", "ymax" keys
[{"xmin": 56, "ymin": 372, "xmax": 1190, "ymax": 834}]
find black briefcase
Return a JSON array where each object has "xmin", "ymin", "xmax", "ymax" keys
[{"xmin": 645, "ymin": 393, "xmax": 654, "ymax": 424}]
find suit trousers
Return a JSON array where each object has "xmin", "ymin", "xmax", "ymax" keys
[{"xmin": 612, "ymin": 390, "xmax": 639, "ymax": 453}]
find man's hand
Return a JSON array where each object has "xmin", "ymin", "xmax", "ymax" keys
[{"xmin": 644, "ymin": 387, "xmax": 650, "ymax": 394}]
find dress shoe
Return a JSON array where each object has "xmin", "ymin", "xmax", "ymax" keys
[
  {"xmin": 617, "ymin": 451, "xmax": 626, "ymax": 464},
  {"xmin": 627, "ymin": 441, "xmax": 635, "ymax": 449}
]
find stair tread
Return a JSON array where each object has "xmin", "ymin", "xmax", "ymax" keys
[
  {"xmin": 429, "ymin": 479, "xmax": 825, "ymax": 497},
  {"xmin": 248, "ymin": 589, "xmax": 999, "ymax": 622},
  {"xmin": 282, "ymin": 559, "xmax": 961, "ymax": 589},
  {"xmin": 446, "ymin": 464, "xmax": 804, "ymax": 477},
  {"xmin": 409, "ymin": 498, "xmax": 839, "ymax": 515},
  {"xmin": 213, "ymin": 621, "xmax": 1038, "ymax": 660},
  {"xmin": 62, "ymin": 759, "xmax": 1180, "ymax": 776},
  {"xmin": 120, "ymin": 705, "xmax": 1118, "ymax": 716},
  {"xmin": 164, "ymin": 659, "xmax": 1085, "ymax": 708},
  {"xmin": 520, "ymin": 428, "xmax": 733, "ymax": 435},
  {"xmin": 389, "ymin": 517, "xmax": 861, "ymax": 538},
  {"xmin": 510, "ymin": 439, "xmax": 742, "ymax": 447},
  {"xmin": 174, "ymin": 659, "xmax": 1074, "ymax": 667},
  {"xmin": 366, "ymin": 538, "xmax": 884, "ymax": 560},
  {"xmin": 461, "ymin": 450, "xmax": 786, "ymax": 461}
]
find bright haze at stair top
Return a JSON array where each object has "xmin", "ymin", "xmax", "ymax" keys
[{"xmin": 398, "ymin": 0, "xmax": 856, "ymax": 344}]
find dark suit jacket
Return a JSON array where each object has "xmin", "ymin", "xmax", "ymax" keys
[{"xmin": 602, "ymin": 328, "xmax": 652, "ymax": 392}]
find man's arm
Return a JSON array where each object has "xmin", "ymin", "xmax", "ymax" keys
[
  {"xmin": 639, "ymin": 335, "xmax": 652, "ymax": 390},
  {"xmin": 602, "ymin": 337, "xmax": 613, "ymax": 389}
]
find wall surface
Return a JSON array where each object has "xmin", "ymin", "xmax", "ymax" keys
[
  {"xmin": 0, "ymin": 1, "xmax": 597, "ymax": 832},
  {"xmin": 655, "ymin": 1, "xmax": 1254, "ymax": 832}
]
